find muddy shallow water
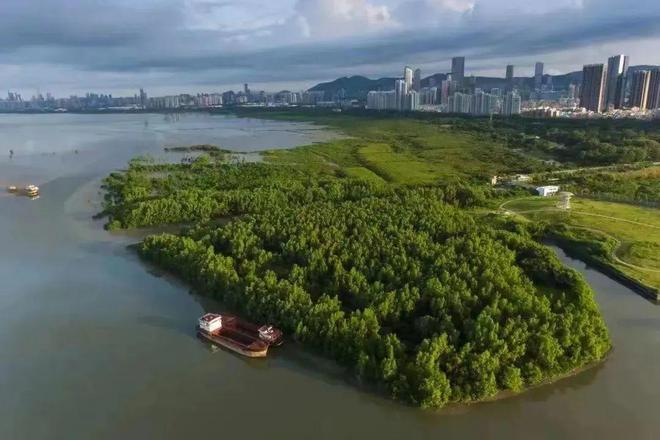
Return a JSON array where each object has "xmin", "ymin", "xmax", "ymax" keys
[{"xmin": 1, "ymin": 113, "xmax": 659, "ymax": 439}]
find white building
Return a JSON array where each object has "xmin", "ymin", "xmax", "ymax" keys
[
  {"xmin": 502, "ymin": 91, "xmax": 522, "ymax": 116},
  {"xmin": 449, "ymin": 92, "xmax": 472, "ymax": 114},
  {"xmin": 367, "ymin": 90, "xmax": 396, "ymax": 110},
  {"xmin": 406, "ymin": 90, "xmax": 420, "ymax": 111},
  {"xmin": 536, "ymin": 185, "xmax": 560, "ymax": 197},
  {"xmin": 404, "ymin": 66, "xmax": 413, "ymax": 93},
  {"xmin": 472, "ymin": 91, "xmax": 500, "ymax": 115},
  {"xmin": 419, "ymin": 87, "xmax": 438, "ymax": 105},
  {"xmin": 394, "ymin": 79, "xmax": 406, "ymax": 111}
]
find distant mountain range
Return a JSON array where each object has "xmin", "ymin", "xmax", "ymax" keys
[{"xmin": 309, "ymin": 65, "xmax": 659, "ymax": 100}]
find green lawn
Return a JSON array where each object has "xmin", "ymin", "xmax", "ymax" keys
[
  {"xmin": 342, "ymin": 166, "xmax": 386, "ymax": 183},
  {"xmin": 356, "ymin": 143, "xmax": 439, "ymax": 184},
  {"xmin": 505, "ymin": 196, "xmax": 660, "ymax": 289},
  {"xmin": 263, "ymin": 115, "xmax": 545, "ymax": 184}
]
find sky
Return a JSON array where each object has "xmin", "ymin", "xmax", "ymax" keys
[{"xmin": 1, "ymin": 0, "xmax": 659, "ymax": 97}]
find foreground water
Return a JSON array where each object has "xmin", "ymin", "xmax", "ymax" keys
[{"xmin": 1, "ymin": 113, "xmax": 659, "ymax": 439}]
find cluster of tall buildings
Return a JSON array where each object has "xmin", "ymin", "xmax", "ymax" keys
[
  {"xmin": 367, "ymin": 58, "xmax": 521, "ymax": 116},
  {"xmin": 366, "ymin": 66, "xmax": 423, "ymax": 111},
  {"xmin": 579, "ymin": 55, "xmax": 660, "ymax": 113},
  {"xmin": 4, "ymin": 54, "xmax": 660, "ymax": 118},
  {"xmin": 0, "ymin": 82, "xmax": 337, "ymax": 112},
  {"xmin": 0, "ymin": 90, "xmax": 152, "ymax": 112},
  {"xmin": 365, "ymin": 54, "xmax": 660, "ymax": 118}
]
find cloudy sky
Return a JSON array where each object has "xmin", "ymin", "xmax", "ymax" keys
[{"xmin": 1, "ymin": 0, "xmax": 659, "ymax": 97}]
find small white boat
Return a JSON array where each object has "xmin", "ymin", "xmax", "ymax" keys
[{"xmin": 7, "ymin": 185, "xmax": 17, "ymax": 193}]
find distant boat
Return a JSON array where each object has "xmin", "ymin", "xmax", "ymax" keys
[
  {"xmin": 24, "ymin": 185, "xmax": 39, "ymax": 198},
  {"xmin": 196, "ymin": 313, "xmax": 283, "ymax": 357},
  {"xmin": 8, "ymin": 184, "xmax": 39, "ymax": 198}
]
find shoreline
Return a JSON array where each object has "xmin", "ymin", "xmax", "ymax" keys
[
  {"xmin": 119, "ymin": 229, "xmax": 612, "ymax": 411},
  {"xmin": 454, "ymin": 350, "xmax": 610, "ymax": 409},
  {"xmin": 548, "ymin": 236, "xmax": 660, "ymax": 303}
]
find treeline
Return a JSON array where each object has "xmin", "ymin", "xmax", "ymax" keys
[
  {"xmin": 451, "ymin": 117, "xmax": 660, "ymax": 166},
  {"xmin": 562, "ymin": 170, "xmax": 660, "ymax": 204},
  {"xmin": 102, "ymin": 157, "xmax": 610, "ymax": 408},
  {"xmin": 100, "ymin": 158, "xmax": 493, "ymax": 230}
]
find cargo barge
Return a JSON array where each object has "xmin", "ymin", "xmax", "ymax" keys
[{"xmin": 197, "ymin": 313, "xmax": 283, "ymax": 358}]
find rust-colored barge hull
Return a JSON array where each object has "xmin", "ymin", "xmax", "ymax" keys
[{"xmin": 197, "ymin": 326, "xmax": 269, "ymax": 358}]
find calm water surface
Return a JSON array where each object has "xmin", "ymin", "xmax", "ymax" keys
[{"xmin": 1, "ymin": 113, "xmax": 659, "ymax": 439}]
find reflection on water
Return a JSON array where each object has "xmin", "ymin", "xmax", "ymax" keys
[{"xmin": 1, "ymin": 113, "xmax": 659, "ymax": 440}]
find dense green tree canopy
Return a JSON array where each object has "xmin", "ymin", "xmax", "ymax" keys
[{"xmin": 102, "ymin": 157, "xmax": 610, "ymax": 408}]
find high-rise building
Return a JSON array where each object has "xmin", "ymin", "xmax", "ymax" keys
[
  {"xmin": 605, "ymin": 55, "xmax": 629, "ymax": 110},
  {"xmin": 406, "ymin": 90, "xmax": 420, "ymax": 111},
  {"xmin": 647, "ymin": 69, "xmax": 660, "ymax": 110},
  {"xmin": 534, "ymin": 62, "xmax": 544, "ymax": 90},
  {"xmin": 502, "ymin": 91, "xmax": 521, "ymax": 116},
  {"xmin": 506, "ymin": 65, "xmax": 514, "ymax": 91},
  {"xmin": 413, "ymin": 68, "xmax": 422, "ymax": 92},
  {"xmin": 403, "ymin": 67, "xmax": 413, "ymax": 94},
  {"xmin": 451, "ymin": 57, "xmax": 465, "ymax": 87},
  {"xmin": 449, "ymin": 92, "xmax": 471, "ymax": 114},
  {"xmin": 139, "ymin": 88, "xmax": 148, "ymax": 108},
  {"xmin": 419, "ymin": 87, "xmax": 438, "ymax": 106},
  {"xmin": 367, "ymin": 90, "xmax": 396, "ymax": 110},
  {"xmin": 630, "ymin": 70, "xmax": 652, "ymax": 110},
  {"xmin": 580, "ymin": 64, "xmax": 607, "ymax": 113},
  {"xmin": 395, "ymin": 79, "xmax": 406, "ymax": 111},
  {"xmin": 472, "ymin": 91, "xmax": 499, "ymax": 115},
  {"xmin": 440, "ymin": 76, "xmax": 453, "ymax": 106}
]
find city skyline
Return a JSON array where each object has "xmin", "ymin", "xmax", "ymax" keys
[
  {"xmin": 1, "ymin": 0, "xmax": 660, "ymax": 96},
  {"xmin": 5, "ymin": 56, "xmax": 659, "ymax": 103}
]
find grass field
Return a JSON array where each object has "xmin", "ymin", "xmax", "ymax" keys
[
  {"xmin": 261, "ymin": 114, "xmax": 545, "ymax": 184},
  {"xmin": 503, "ymin": 196, "xmax": 660, "ymax": 289},
  {"xmin": 341, "ymin": 166, "xmax": 386, "ymax": 183}
]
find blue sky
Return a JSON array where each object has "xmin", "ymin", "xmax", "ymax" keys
[{"xmin": 1, "ymin": 0, "xmax": 659, "ymax": 96}]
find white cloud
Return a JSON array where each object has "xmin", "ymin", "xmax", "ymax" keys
[
  {"xmin": 1, "ymin": 0, "xmax": 659, "ymax": 95},
  {"xmin": 427, "ymin": 0, "xmax": 475, "ymax": 13},
  {"xmin": 292, "ymin": 0, "xmax": 398, "ymax": 39}
]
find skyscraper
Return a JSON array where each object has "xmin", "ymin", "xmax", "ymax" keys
[
  {"xmin": 502, "ymin": 91, "xmax": 521, "ymax": 116},
  {"xmin": 395, "ymin": 79, "xmax": 406, "ymax": 111},
  {"xmin": 449, "ymin": 92, "xmax": 471, "ymax": 113},
  {"xmin": 580, "ymin": 64, "xmax": 607, "ymax": 113},
  {"xmin": 647, "ymin": 69, "xmax": 660, "ymax": 110},
  {"xmin": 451, "ymin": 57, "xmax": 465, "ymax": 87},
  {"xmin": 534, "ymin": 62, "xmax": 544, "ymax": 90},
  {"xmin": 605, "ymin": 55, "xmax": 629, "ymax": 110},
  {"xmin": 506, "ymin": 65, "xmax": 514, "ymax": 91},
  {"xmin": 139, "ymin": 88, "xmax": 148, "ymax": 108},
  {"xmin": 413, "ymin": 68, "xmax": 422, "ymax": 92},
  {"xmin": 406, "ymin": 90, "xmax": 419, "ymax": 111},
  {"xmin": 440, "ymin": 75, "xmax": 452, "ymax": 106},
  {"xmin": 403, "ymin": 66, "xmax": 413, "ymax": 94},
  {"xmin": 472, "ymin": 91, "xmax": 498, "ymax": 115},
  {"xmin": 630, "ymin": 70, "xmax": 652, "ymax": 110}
]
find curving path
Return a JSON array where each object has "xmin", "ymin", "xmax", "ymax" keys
[{"xmin": 499, "ymin": 198, "xmax": 660, "ymax": 274}]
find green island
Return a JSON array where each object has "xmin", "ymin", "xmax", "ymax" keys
[{"xmin": 97, "ymin": 109, "xmax": 660, "ymax": 408}]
